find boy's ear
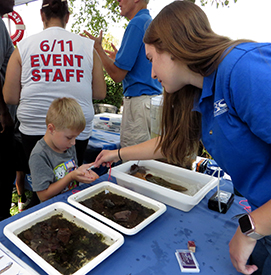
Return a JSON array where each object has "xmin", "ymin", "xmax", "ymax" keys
[{"xmin": 47, "ymin": 123, "xmax": 55, "ymax": 134}]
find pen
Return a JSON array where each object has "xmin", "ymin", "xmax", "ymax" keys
[
  {"xmin": 0, "ymin": 262, "xmax": 12, "ymax": 274},
  {"xmin": 87, "ymin": 165, "xmax": 95, "ymax": 171}
]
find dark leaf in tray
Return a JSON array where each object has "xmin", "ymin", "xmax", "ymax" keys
[{"xmin": 145, "ymin": 174, "xmax": 188, "ymax": 192}]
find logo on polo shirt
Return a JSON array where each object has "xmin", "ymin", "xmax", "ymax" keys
[{"xmin": 214, "ymin": 99, "xmax": 228, "ymax": 117}]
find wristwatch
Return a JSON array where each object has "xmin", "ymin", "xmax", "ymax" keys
[{"xmin": 238, "ymin": 214, "xmax": 264, "ymax": 240}]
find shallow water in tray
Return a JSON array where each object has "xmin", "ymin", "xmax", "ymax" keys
[
  {"xmin": 18, "ymin": 214, "xmax": 109, "ymax": 275},
  {"xmin": 128, "ymin": 165, "xmax": 203, "ymax": 196},
  {"xmin": 81, "ymin": 191, "xmax": 155, "ymax": 228}
]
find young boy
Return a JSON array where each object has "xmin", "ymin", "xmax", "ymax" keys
[{"xmin": 29, "ymin": 97, "xmax": 99, "ymax": 202}]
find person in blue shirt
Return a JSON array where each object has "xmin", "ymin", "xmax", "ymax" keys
[
  {"xmin": 92, "ymin": 1, "xmax": 271, "ymax": 274},
  {"xmin": 83, "ymin": 0, "xmax": 162, "ymax": 148}
]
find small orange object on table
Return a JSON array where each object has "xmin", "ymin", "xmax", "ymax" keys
[{"xmin": 187, "ymin": 241, "xmax": 196, "ymax": 252}]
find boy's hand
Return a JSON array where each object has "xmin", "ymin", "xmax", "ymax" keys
[
  {"xmin": 85, "ymin": 169, "xmax": 99, "ymax": 182},
  {"xmin": 73, "ymin": 164, "xmax": 99, "ymax": 183}
]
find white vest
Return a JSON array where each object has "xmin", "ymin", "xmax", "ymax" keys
[{"xmin": 17, "ymin": 27, "xmax": 94, "ymax": 140}]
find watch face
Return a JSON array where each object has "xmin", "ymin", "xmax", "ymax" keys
[{"xmin": 239, "ymin": 214, "xmax": 253, "ymax": 233}]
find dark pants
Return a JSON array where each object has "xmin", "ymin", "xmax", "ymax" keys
[
  {"xmin": 75, "ymin": 139, "xmax": 89, "ymax": 166},
  {"xmin": 0, "ymin": 125, "xmax": 15, "ymax": 221}
]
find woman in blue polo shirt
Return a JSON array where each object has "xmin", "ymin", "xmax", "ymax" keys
[{"xmin": 93, "ymin": 2, "xmax": 271, "ymax": 274}]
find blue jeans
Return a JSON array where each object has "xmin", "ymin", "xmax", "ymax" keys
[{"xmin": 250, "ymin": 236, "xmax": 271, "ymax": 275}]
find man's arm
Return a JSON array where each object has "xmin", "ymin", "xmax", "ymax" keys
[
  {"xmin": 92, "ymin": 49, "xmax": 107, "ymax": 100},
  {"xmin": 0, "ymin": 18, "xmax": 15, "ymax": 132},
  {"xmin": 0, "ymin": 80, "xmax": 13, "ymax": 133},
  {"xmin": 83, "ymin": 30, "xmax": 128, "ymax": 83},
  {"xmin": 3, "ymin": 48, "xmax": 21, "ymax": 105}
]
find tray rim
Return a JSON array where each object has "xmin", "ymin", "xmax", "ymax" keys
[
  {"xmin": 4, "ymin": 202, "xmax": 124, "ymax": 275},
  {"xmin": 68, "ymin": 181, "xmax": 167, "ymax": 235},
  {"xmin": 110, "ymin": 160, "xmax": 218, "ymax": 204}
]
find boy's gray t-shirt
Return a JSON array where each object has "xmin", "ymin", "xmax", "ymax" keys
[{"xmin": 29, "ymin": 138, "xmax": 78, "ymax": 193}]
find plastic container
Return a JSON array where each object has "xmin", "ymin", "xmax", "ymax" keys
[
  {"xmin": 150, "ymin": 95, "xmax": 163, "ymax": 138},
  {"xmin": 4, "ymin": 202, "xmax": 124, "ymax": 275},
  {"xmin": 93, "ymin": 104, "xmax": 118, "ymax": 114},
  {"xmin": 110, "ymin": 160, "xmax": 218, "ymax": 212},
  {"xmin": 68, "ymin": 181, "xmax": 167, "ymax": 235},
  {"xmin": 93, "ymin": 112, "xmax": 122, "ymax": 133}
]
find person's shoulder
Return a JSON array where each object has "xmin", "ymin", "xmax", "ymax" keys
[
  {"xmin": 59, "ymin": 28, "xmax": 95, "ymax": 48},
  {"xmin": 228, "ymin": 42, "xmax": 271, "ymax": 66},
  {"xmin": 0, "ymin": 17, "xmax": 11, "ymax": 41},
  {"xmin": 78, "ymin": 35, "xmax": 95, "ymax": 47},
  {"xmin": 130, "ymin": 9, "xmax": 151, "ymax": 26},
  {"xmin": 17, "ymin": 30, "xmax": 45, "ymax": 47},
  {"xmin": 222, "ymin": 42, "xmax": 270, "ymax": 66},
  {"xmin": 219, "ymin": 42, "xmax": 271, "ymax": 81},
  {"xmin": 234, "ymin": 42, "xmax": 271, "ymax": 53},
  {"xmin": 30, "ymin": 138, "xmax": 48, "ymax": 157}
]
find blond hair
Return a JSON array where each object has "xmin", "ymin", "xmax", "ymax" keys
[
  {"xmin": 46, "ymin": 97, "xmax": 86, "ymax": 132},
  {"xmin": 143, "ymin": 0, "xmax": 252, "ymax": 166}
]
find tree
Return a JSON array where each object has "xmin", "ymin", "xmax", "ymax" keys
[
  {"xmin": 69, "ymin": 0, "xmax": 124, "ymax": 35},
  {"xmin": 68, "ymin": 0, "xmax": 238, "ymax": 36},
  {"xmin": 200, "ymin": 0, "xmax": 238, "ymax": 8},
  {"xmin": 68, "ymin": 0, "xmax": 237, "ymax": 110},
  {"xmin": 93, "ymin": 33, "xmax": 123, "ymax": 110},
  {"xmin": 68, "ymin": 0, "xmax": 125, "ymax": 111}
]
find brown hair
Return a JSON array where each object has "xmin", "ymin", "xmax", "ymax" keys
[
  {"xmin": 41, "ymin": 0, "xmax": 69, "ymax": 22},
  {"xmin": 144, "ymin": 0, "xmax": 252, "ymax": 166},
  {"xmin": 46, "ymin": 97, "xmax": 86, "ymax": 132}
]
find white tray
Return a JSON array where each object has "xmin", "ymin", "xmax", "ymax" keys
[
  {"xmin": 4, "ymin": 202, "xmax": 124, "ymax": 275},
  {"xmin": 110, "ymin": 160, "xmax": 218, "ymax": 212},
  {"xmin": 68, "ymin": 181, "xmax": 167, "ymax": 235}
]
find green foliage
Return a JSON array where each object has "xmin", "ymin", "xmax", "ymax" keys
[
  {"xmin": 93, "ymin": 72, "xmax": 123, "ymax": 111},
  {"xmin": 102, "ymin": 0, "xmax": 121, "ymax": 24},
  {"xmin": 10, "ymin": 190, "xmax": 33, "ymax": 216},
  {"xmin": 198, "ymin": 141, "xmax": 213, "ymax": 159},
  {"xmin": 96, "ymin": 33, "xmax": 123, "ymax": 110},
  {"xmin": 200, "ymin": 0, "xmax": 238, "ymax": 8},
  {"xmin": 68, "ymin": 0, "xmax": 239, "ymax": 36},
  {"xmin": 68, "ymin": 0, "xmax": 238, "ymax": 110},
  {"xmin": 68, "ymin": 0, "xmax": 124, "ymax": 110},
  {"xmin": 68, "ymin": 0, "xmax": 124, "ymax": 35}
]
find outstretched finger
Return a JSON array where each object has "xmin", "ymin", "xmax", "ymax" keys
[
  {"xmin": 83, "ymin": 30, "xmax": 93, "ymax": 38},
  {"xmin": 111, "ymin": 43, "xmax": 118, "ymax": 52}
]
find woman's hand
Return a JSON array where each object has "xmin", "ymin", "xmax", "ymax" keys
[
  {"xmin": 92, "ymin": 149, "xmax": 120, "ymax": 168},
  {"xmin": 229, "ymin": 227, "xmax": 258, "ymax": 274}
]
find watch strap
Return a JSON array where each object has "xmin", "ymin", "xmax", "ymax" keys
[{"xmin": 246, "ymin": 231, "xmax": 264, "ymax": 240}]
